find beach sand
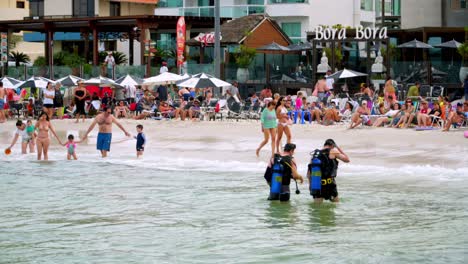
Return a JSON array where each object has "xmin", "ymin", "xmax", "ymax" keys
[{"xmin": 1, "ymin": 119, "xmax": 466, "ymax": 169}]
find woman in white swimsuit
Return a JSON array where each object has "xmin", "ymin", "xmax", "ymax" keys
[{"xmin": 275, "ymin": 97, "xmax": 292, "ymax": 153}]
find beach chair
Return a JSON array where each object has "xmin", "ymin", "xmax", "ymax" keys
[
  {"xmin": 419, "ymin": 85, "xmax": 432, "ymax": 98},
  {"xmin": 215, "ymin": 99, "xmax": 228, "ymax": 121},
  {"xmin": 248, "ymin": 102, "xmax": 262, "ymax": 120},
  {"xmin": 226, "ymin": 97, "xmax": 247, "ymax": 120}
]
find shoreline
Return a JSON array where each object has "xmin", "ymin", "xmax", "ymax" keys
[{"xmin": 0, "ymin": 119, "xmax": 466, "ymax": 169}]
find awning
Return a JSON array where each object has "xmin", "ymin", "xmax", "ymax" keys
[{"xmin": 109, "ymin": 0, "xmax": 158, "ymax": 4}]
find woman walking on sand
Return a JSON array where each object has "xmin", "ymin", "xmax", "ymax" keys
[
  {"xmin": 275, "ymin": 97, "xmax": 292, "ymax": 153},
  {"xmin": 35, "ymin": 112, "xmax": 61, "ymax": 161},
  {"xmin": 256, "ymin": 101, "xmax": 277, "ymax": 157}
]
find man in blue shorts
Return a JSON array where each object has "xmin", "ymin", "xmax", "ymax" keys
[{"xmin": 82, "ymin": 106, "xmax": 130, "ymax": 157}]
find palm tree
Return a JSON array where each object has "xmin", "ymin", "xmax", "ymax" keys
[{"xmin": 10, "ymin": 51, "xmax": 30, "ymax": 67}]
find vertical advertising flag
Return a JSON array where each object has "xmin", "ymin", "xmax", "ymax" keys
[
  {"xmin": 1, "ymin": 32, "xmax": 8, "ymax": 63},
  {"xmin": 176, "ymin": 17, "xmax": 186, "ymax": 68}
]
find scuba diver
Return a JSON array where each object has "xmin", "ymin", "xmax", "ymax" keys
[
  {"xmin": 308, "ymin": 139, "xmax": 350, "ymax": 203},
  {"xmin": 264, "ymin": 143, "xmax": 304, "ymax": 202}
]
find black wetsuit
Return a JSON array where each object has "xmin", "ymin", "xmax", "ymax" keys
[
  {"xmin": 264, "ymin": 154, "xmax": 294, "ymax": 201},
  {"xmin": 311, "ymin": 148, "xmax": 339, "ymax": 201}
]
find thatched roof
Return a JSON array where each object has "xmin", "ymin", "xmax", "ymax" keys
[{"xmin": 186, "ymin": 14, "xmax": 291, "ymax": 46}]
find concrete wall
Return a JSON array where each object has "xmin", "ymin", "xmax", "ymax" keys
[
  {"xmin": 45, "ymin": 0, "xmax": 72, "ymax": 16},
  {"xmin": 401, "ymin": 0, "xmax": 442, "ymax": 29},
  {"xmin": 117, "ymin": 40, "xmax": 142, "ymax": 65},
  {"xmin": 120, "ymin": 2, "xmax": 155, "ymax": 16},
  {"xmin": 442, "ymin": 0, "xmax": 468, "ymax": 27},
  {"xmin": 0, "ymin": 0, "xmax": 29, "ymax": 9}
]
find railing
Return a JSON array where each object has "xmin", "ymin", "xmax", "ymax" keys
[
  {"xmin": 391, "ymin": 61, "xmax": 462, "ymax": 84},
  {"xmin": 180, "ymin": 5, "xmax": 265, "ymax": 18},
  {"xmin": 268, "ymin": 0, "xmax": 309, "ymax": 3}
]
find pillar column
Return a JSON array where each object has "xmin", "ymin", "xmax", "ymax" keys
[
  {"xmin": 129, "ymin": 31, "xmax": 134, "ymax": 65},
  {"xmin": 92, "ymin": 26, "xmax": 99, "ymax": 66}
]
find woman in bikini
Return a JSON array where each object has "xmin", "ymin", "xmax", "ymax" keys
[
  {"xmin": 35, "ymin": 112, "xmax": 61, "ymax": 160},
  {"xmin": 275, "ymin": 97, "xmax": 292, "ymax": 153},
  {"xmin": 349, "ymin": 101, "xmax": 370, "ymax": 129}
]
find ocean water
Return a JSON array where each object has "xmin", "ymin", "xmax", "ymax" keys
[{"xmin": 0, "ymin": 128, "xmax": 467, "ymax": 263}]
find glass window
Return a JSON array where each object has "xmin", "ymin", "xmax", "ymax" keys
[
  {"xmin": 157, "ymin": 0, "xmax": 183, "ymax": 7},
  {"xmin": 360, "ymin": 0, "xmax": 373, "ymax": 11},
  {"xmin": 282, "ymin": 22, "xmax": 301, "ymax": 43},
  {"xmin": 110, "ymin": 2, "xmax": 120, "ymax": 16},
  {"xmin": 16, "ymin": 1, "xmax": 25, "ymax": 9},
  {"xmin": 198, "ymin": 0, "xmax": 214, "ymax": 6},
  {"xmin": 392, "ymin": 0, "xmax": 400, "ymax": 15},
  {"xmin": 248, "ymin": 0, "xmax": 264, "ymax": 4},
  {"xmin": 461, "ymin": 0, "xmax": 467, "ymax": 8},
  {"xmin": 29, "ymin": 0, "xmax": 44, "ymax": 17},
  {"xmin": 73, "ymin": 0, "xmax": 95, "ymax": 17}
]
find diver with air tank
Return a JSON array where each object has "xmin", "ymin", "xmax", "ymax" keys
[{"xmin": 264, "ymin": 139, "xmax": 350, "ymax": 203}]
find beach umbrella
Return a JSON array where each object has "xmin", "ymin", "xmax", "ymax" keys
[
  {"xmin": 84, "ymin": 76, "xmax": 121, "ymax": 88},
  {"xmin": 397, "ymin": 39, "xmax": 433, "ymax": 65},
  {"xmin": 144, "ymin": 72, "xmax": 186, "ymax": 86},
  {"xmin": 175, "ymin": 73, "xmax": 191, "ymax": 86},
  {"xmin": 56, "ymin": 75, "xmax": 84, "ymax": 86},
  {"xmin": 327, "ymin": 68, "xmax": 368, "ymax": 79},
  {"xmin": 177, "ymin": 73, "xmax": 231, "ymax": 88},
  {"xmin": 257, "ymin": 42, "xmax": 291, "ymax": 53},
  {"xmin": 435, "ymin": 39, "xmax": 462, "ymax": 65},
  {"xmin": 0, "ymin": 77, "xmax": 21, "ymax": 89},
  {"xmin": 115, "ymin": 74, "xmax": 144, "ymax": 87},
  {"xmin": 434, "ymin": 39, "xmax": 461, "ymax": 49},
  {"xmin": 287, "ymin": 42, "xmax": 314, "ymax": 51},
  {"xmin": 16, "ymin": 76, "xmax": 55, "ymax": 89}
]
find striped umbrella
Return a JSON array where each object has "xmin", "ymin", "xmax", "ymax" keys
[
  {"xmin": 327, "ymin": 69, "xmax": 368, "ymax": 79},
  {"xmin": 84, "ymin": 76, "xmax": 121, "ymax": 88},
  {"xmin": 56, "ymin": 75, "xmax": 84, "ymax": 86},
  {"xmin": 177, "ymin": 73, "xmax": 232, "ymax": 88},
  {"xmin": 0, "ymin": 77, "xmax": 22, "ymax": 89},
  {"xmin": 16, "ymin": 76, "xmax": 55, "ymax": 89}
]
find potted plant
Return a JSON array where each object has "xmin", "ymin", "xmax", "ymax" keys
[
  {"xmin": 234, "ymin": 45, "xmax": 256, "ymax": 83},
  {"xmin": 457, "ymin": 42, "xmax": 468, "ymax": 83}
]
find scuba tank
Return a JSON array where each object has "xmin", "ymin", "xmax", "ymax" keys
[
  {"xmin": 269, "ymin": 155, "xmax": 284, "ymax": 200},
  {"xmin": 309, "ymin": 150, "xmax": 322, "ymax": 195}
]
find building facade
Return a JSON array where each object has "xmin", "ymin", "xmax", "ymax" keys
[
  {"xmin": 154, "ymin": 0, "xmax": 406, "ymax": 43},
  {"xmin": 24, "ymin": 0, "xmax": 159, "ymax": 65}
]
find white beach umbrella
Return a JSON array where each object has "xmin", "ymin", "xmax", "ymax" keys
[
  {"xmin": 177, "ymin": 73, "xmax": 232, "ymax": 88},
  {"xmin": 56, "ymin": 75, "xmax": 84, "ymax": 86},
  {"xmin": 115, "ymin": 74, "xmax": 144, "ymax": 87},
  {"xmin": 84, "ymin": 76, "xmax": 121, "ymax": 88},
  {"xmin": 327, "ymin": 69, "xmax": 368, "ymax": 79},
  {"xmin": 0, "ymin": 77, "xmax": 22, "ymax": 89},
  {"xmin": 144, "ymin": 72, "xmax": 186, "ymax": 86}
]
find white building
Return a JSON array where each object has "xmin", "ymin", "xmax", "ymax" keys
[{"xmin": 154, "ymin": 0, "xmax": 404, "ymax": 43}]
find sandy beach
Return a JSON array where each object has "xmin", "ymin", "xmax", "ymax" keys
[{"xmin": 1, "ymin": 119, "xmax": 466, "ymax": 169}]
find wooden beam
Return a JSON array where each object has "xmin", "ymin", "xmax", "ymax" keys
[{"xmin": 92, "ymin": 25, "xmax": 98, "ymax": 66}]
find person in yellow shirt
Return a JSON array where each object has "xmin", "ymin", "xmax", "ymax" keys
[{"xmin": 407, "ymin": 82, "xmax": 420, "ymax": 97}]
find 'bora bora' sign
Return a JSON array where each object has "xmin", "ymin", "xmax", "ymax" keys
[{"xmin": 314, "ymin": 26, "xmax": 388, "ymax": 40}]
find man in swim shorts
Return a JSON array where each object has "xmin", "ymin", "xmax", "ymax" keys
[
  {"xmin": 82, "ymin": 106, "xmax": 131, "ymax": 157},
  {"xmin": 0, "ymin": 81, "xmax": 6, "ymax": 123}
]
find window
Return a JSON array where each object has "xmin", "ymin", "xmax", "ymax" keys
[
  {"xmin": 73, "ymin": 0, "xmax": 95, "ymax": 17},
  {"xmin": 110, "ymin": 1, "xmax": 120, "ymax": 16},
  {"xmin": 198, "ymin": 0, "xmax": 214, "ymax": 6},
  {"xmin": 361, "ymin": 0, "xmax": 373, "ymax": 11},
  {"xmin": 282, "ymin": 22, "xmax": 301, "ymax": 43},
  {"xmin": 16, "ymin": 1, "xmax": 25, "ymax": 9},
  {"xmin": 157, "ymin": 0, "xmax": 183, "ymax": 7},
  {"xmin": 29, "ymin": 0, "xmax": 44, "ymax": 17},
  {"xmin": 461, "ymin": 0, "xmax": 467, "ymax": 8}
]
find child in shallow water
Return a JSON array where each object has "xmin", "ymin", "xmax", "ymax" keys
[
  {"xmin": 62, "ymin": 134, "xmax": 81, "ymax": 160},
  {"xmin": 26, "ymin": 120, "xmax": 36, "ymax": 153}
]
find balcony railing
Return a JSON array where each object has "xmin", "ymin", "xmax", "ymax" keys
[
  {"xmin": 268, "ymin": 0, "xmax": 308, "ymax": 3},
  {"xmin": 180, "ymin": 5, "xmax": 265, "ymax": 18}
]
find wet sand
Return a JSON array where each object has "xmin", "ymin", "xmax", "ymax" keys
[{"xmin": 1, "ymin": 119, "xmax": 466, "ymax": 169}]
